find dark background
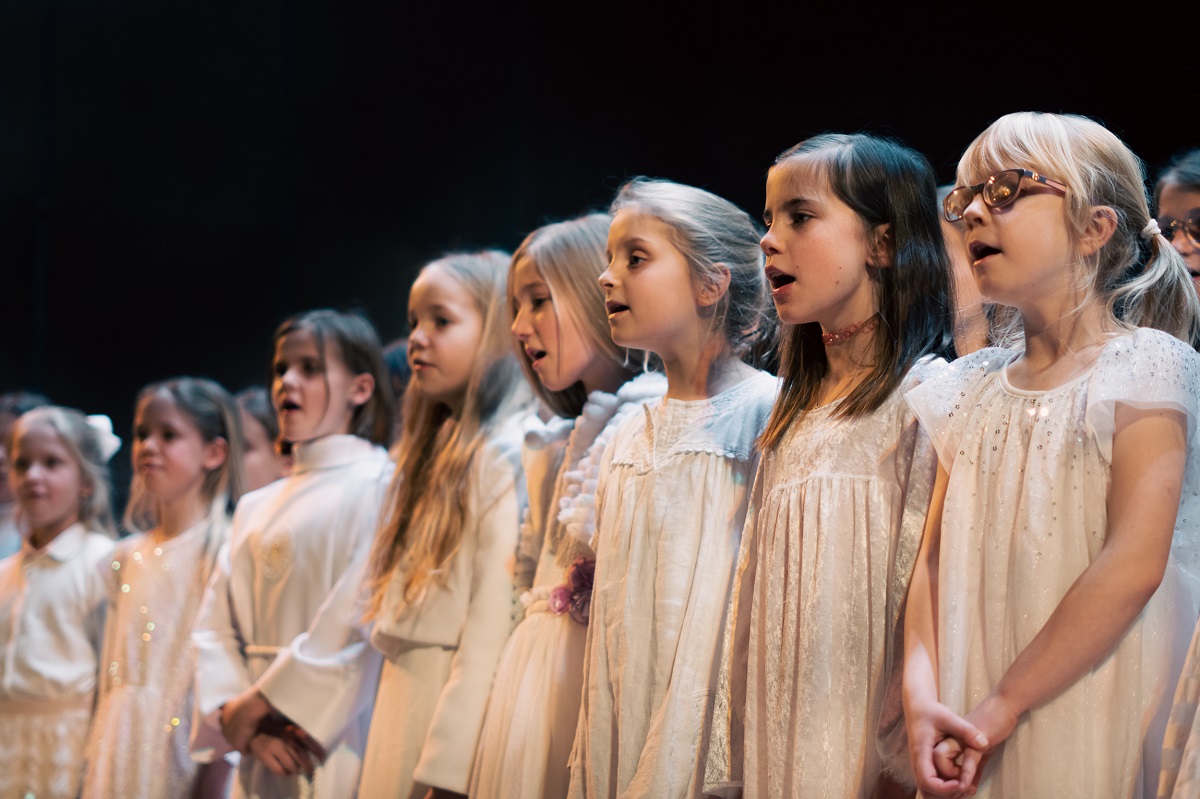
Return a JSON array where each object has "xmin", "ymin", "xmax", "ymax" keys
[{"xmin": 2, "ymin": 2, "xmax": 1198, "ymax": 488}]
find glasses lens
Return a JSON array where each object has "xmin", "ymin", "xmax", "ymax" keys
[
  {"xmin": 984, "ymin": 170, "xmax": 1022, "ymax": 208},
  {"xmin": 945, "ymin": 187, "xmax": 973, "ymax": 221},
  {"xmin": 1186, "ymin": 217, "xmax": 1200, "ymax": 245},
  {"xmin": 1160, "ymin": 220, "xmax": 1177, "ymax": 242}
]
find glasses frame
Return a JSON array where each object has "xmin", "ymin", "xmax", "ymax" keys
[
  {"xmin": 1159, "ymin": 216, "xmax": 1200, "ymax": 248},
  {"xmin": 943, "ymin": 168, "xmax": 1069, "ymax": 223}
]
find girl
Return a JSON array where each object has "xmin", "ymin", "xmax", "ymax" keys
[
  {"xmin": 357, "ymin": 249, "xmax": 534, "ymax": 799},
  {"xmin": 903, "ymin": 111, "xmax": 1200, "ymax": 799},
  {"xmin": 705, "ymin": 133, "xmax": 955, "ymax": 799},
  {"xmin": 568, "ymin": 178, "xmax": 778, "ymax": 799},
  {"xmin": 235, "ymin": 386, "xmax": 292, "ymax": 491},
  {"xmin": 85, "ymin": 377, "xmax": 246, "ymax": 798},
  {"xmin": 470, "ymin": 214, "xmax": 666, "ymax": 799},
  {"xmin": 0, "ymin": 406, "xmax": 119, "ymax": 799},
  {"xmin": 191, "ymin": 309, "xmax": 395, "ymax": 799},
  {"xmin": 1154, "ymin": 148, "xmax": 1200, "ymax": 294}
]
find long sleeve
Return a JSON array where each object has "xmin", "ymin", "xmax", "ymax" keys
[{"xmin": 413, "ymin": 455, "xmax": 522, "ymax": 791}]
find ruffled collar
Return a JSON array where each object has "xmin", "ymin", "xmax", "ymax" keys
[
  {"xmin": 22, "ymin": 522, "xmax": 88, "ymax": 562},
  {"xmin": 552, "ymin": 372, "xmax": 667, "ymax": 565},
  {"xmin": 291, "ymin": 434, "xmax": 381, "ymax": 474}
]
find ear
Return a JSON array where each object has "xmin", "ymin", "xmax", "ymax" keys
[
  {"xmin": 866, "ymin": 223, "xmax": 893, "ymax": 268},
  {"xmin": 1078, "ymin": 206, "xmax": 1119, "ymax": 258},
  {"xmin": 694, "ymin": 263, "xmax": 732, "ymax": 308},
  {"xmin": 202, "ymin": 437, "xmax": 229, "ymax": 472},
  {"xmin": 348, "ymin": 373, "xmax": 376, "ymax": 408}
]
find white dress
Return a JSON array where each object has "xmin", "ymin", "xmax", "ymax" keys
[
  {"xmin": 568, "ymin": 370, "xmax": 779, "ymax": 799},
  {"xmin": 704, "ymin": 358, "xmax": 943, "ymax": 799},
  {"xmin": 85, "ymin": 516, "xmax": 226, "ymax": 798},
  {"xmin": 191, "ymin": 434, "xmax": 391, "ymax": 799},
  {"xmin": 471, "ymin": 373, "xmax": 667, "ymax": 799},
  {"xmin": 0, "ymin": 524, "xmax": 112, "ymax": 799},
  {"xmin": 905, "ymin": 329, "xmax": 1200, "ymax": 799},
  {"xmin": 357, "ymin": 412, "xmax": 531, "ymax": 799}
]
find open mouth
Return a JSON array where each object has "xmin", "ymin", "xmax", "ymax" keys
[
  {"xmin": 279, "ymin": 399, "xmax": 301, "ymax": 412},
  {"xmin": 765, "ymin": 266, "xmax": 795, "ymax": 291},
  {"xmin": 526, "ymin": 348, "xmax": 547, "ymax": 364},
  {"xmin": 969, "ymin": 242, "xmax": 1000, "ymax": 263},
  {"xmin": 606, "ymin": 301, "xmax": 630, "ymax": 316}
]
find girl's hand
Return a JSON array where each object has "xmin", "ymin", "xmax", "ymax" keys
[
  {"xmin": 953, "ymin": 692, "xmax": 1020, "ymax": 793},
  {"xmin": 907, "ymin": 700, "xmax": 988, "ymax": 797},
  {"xmin": 219, "ymin": 688, "xmax": 272, "ymax": 752},
  {"xmin": 248, "ymin": 733, "xmax": 316, "ymax": 778},
  {"xmin": 931, "ymin": 736, "xmax": 965, "ymax": 781}
]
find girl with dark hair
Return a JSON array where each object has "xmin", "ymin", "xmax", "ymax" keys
[
  {"xmin": 706, "ymin": 132, "xmax": 954, "ymax": 798},
  {"xmin": 191, "ymin": 309, "xmax": 394, "ymax": 799},
  {"xmin": 1154, "ymin": 148, "xmax": 1200, "ymax": 295}
]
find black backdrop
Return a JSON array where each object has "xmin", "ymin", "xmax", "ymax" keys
[{"xmin": 2, "ymin": 2, "xmax": 1198, "ymax": 489}]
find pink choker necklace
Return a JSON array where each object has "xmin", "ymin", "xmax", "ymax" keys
[{"xmin": 821, "ymin": 314, "xmax": 879, "ymax": 346}]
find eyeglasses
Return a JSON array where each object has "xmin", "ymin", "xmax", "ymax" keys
[
  {"xmin": 943, "ymin": 168, "xmax": 1069, "ymax": 223},
  {"xmin": 1159, "ymin": 215, "xmax": 1200, "ymax": 248}
]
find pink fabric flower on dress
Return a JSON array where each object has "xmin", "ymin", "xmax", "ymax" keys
[
  {"xmin": 548, "ymin": 584, "xmax": 571, "ymax": 615},
  {"xmin": 548, "ymin": 556, "xmax": 596, "ymax": 625}
]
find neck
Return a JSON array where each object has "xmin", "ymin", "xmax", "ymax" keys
[
  {"xmin": 29, "ymin": 517, "xmax": 78, "ymax": 550},
  {"xmin": 954, "ymin": 305, "xmax": 991, "ymax": 356},
  {"xmin": 659, "ymin": 335, "xmax": 751, "ymax": 402},
  {"xmin": 582, "ymin": 359, "xmax": 637, "ymax": 398},
  {"xmin": 1019, "ymin": 302, "xmax": 1113, "ymax": 367},
  {"xmin": 156, "ymin": 493, "xmax": 210, "ymax": 540}
]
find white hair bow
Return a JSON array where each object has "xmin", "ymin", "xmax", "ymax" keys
[
  {"xmin": 1142, "ymin": 219, "xmax": 1162, "ymax": 239},
  {"xmin": 86, "ymin": 414, "xmax": 122, "ymax": 463}
]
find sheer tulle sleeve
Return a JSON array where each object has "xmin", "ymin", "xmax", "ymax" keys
[
  {"xmin": 904, "ymin": 348, "xmax": 1012, "ymax": 469},
  {"xmin": 1084, "ymin": 328, "xmax": 1200, "ymax": 464}
]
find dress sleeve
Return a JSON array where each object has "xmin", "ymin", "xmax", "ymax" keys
[
  {"xmin": 412, "ymin": 446, "xmax": 523, "ymax": 792},
  {"xmin": 189, "ymin": 539, "xmax": 249, "ymax": 762},
  {"xmin": 904, "ymin": 348, "xmax": 1011, "ymax": 470},
  {"xmin": 254, "ymin": 472, "xmax": 388, "ymax": 749},
  {"xmin": 1084, "ymin": 328, "xmax": 1200, "ymax": 463}
]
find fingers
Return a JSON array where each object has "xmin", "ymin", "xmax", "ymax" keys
[
  {"xmin": 958, "ymin": 746, "xmax": 983, "ymax": 793},
  {"xmin": 936, "ymin": 708, "xmax": 989, "ymax": 751},
  {"xmin": 932, "ymin": 736, "xmax": 964, "ymax": 779},
  {"xmin": 250, "ymin": 734, "xmax": 304, "ymax": 778}
]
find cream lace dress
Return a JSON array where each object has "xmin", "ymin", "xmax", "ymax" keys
[
  {"xmin": 704, "ymin": 357, "xmax": 943, "ymax": 799},
  {"xmin": 568, "ymin": 371, "xmax": 779, "ymax": 799},
  {"xmin": 907, "ymin": 329, "xmax": 1200, "ymax": 799},
  {"xmin": 471, "ymin": 373, "xmax": 666, "ymax": 799}
]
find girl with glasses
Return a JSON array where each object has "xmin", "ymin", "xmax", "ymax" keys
[
  {"xmin": 1154, "ymin": 148, "xmax": 1200, "ymax": 296},
  {"xmin": 904, "ymin": 111, "xmax": 1200, "ymax": 798}
]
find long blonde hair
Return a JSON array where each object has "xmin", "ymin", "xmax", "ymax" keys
[
  {"xmin": 957, "ymin": 112, "xmax": 1200, "ymax": 347},
  {"xmin": 509, "ymin": 212, "xmax": 646, "ymax": 419},
  {"xmin": 365, "ymin": 250, "xmax": 531, "ymax": 615}
]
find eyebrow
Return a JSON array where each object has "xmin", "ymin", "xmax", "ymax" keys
[{"xmin": 764, "ymin": 197, "xmax": 815, "ymax": 221}]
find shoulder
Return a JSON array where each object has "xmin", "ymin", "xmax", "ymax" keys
[{"xmin": 1096, "ymin": 327, "xmax": 1199, "ymax": 376}]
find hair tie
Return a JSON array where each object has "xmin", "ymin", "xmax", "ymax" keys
[
  {"xmin": 85, "ymin": 414, "xmax": 122, "ymax": 463},
  {"xmin": 1141, "ymin": 219, "xmax": 1162, "ymax": 239}
]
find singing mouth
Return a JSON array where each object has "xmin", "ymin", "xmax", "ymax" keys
[
  {"xmin": 605, "ymin": 301, "xmax": 630, "ymax": 316},
  {"xmin": 765, "ymin": 266, "xmax": 795, "ymax": 291},
  {"xmin": 278, "ymin": 399, "xmax": 301, "ymax": 412},
  {"xmin": 526, "ymin": 348, "xmax": 547, "ymax": 363},
  {"xmin": 968, "ymin": 242, "xmax": 1000, "ymax": 263}
]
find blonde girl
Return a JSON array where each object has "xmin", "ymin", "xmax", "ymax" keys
[
  {"xmin": 470, "ymin": 214, "xmax": 665, "ymax": 799},
  {"xmin": 191, "ymin": 309, "xmax": 394, "ymax": 799},
  {"xmin": 568, "ymin": 178, "xmax": 778, "ymax": 799},
  {"xmin": 358, "ymin": 250, "xmax": 534, "ymax": 799},
  {"xmin": 705, "ymin": 133, "xmax": 956, "ymax": 799},
  {"xmin": 903, "ymin": 111, "xmax": 1200, "ymax": 799},
  {"xmin": 0, "ymin": 406, "xmax": 119, "ymax": 799},
  {"xmin": 85, "ymin": 376, "xmax": 245, "ymax": 799}
]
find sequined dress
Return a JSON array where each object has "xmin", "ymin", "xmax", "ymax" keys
[
  {"xmin": 906, "ymin": 329, "xmax": 1200, "ymax": 798},
  {"xmin": 0, "ymin": 524, "xmax": 112, "ymax": 799},
  {"xmin": 470, "ymin": 373, "xmax": 666, "ymax": 799},
  {"xmin": 704, "ymin": 358, "xmax": 942, "ymax": 799},
  {"xmin": 84, "ymin": 517, "xmax": 224, "ymax": 798},
  {"xmin": 567, "ymin": 371, "xmax": 779, "ymax": 799}
]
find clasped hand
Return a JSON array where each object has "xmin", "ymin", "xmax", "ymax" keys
[{"xmin": 220, "ymin": 687, "xmax": 327, "ymax": 778}]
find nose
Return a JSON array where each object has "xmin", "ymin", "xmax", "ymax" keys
[
  {"xmin": 598, "ymin": 264, "xmax": 615, "ymax": 291},
  {"xmin": 760, "ymin": 224, "xmax": 780, "ymax": 256},
  {"xmin": 511, "ymin": 306, "xmax": 532, "ymax": 341},
  {"xmin": 408, "ymin": 323, "xmax": 429, "ymax": 349},
  {"xmin": 961, "ymin": 192, "xmax": 988, "ymax": 229}
]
